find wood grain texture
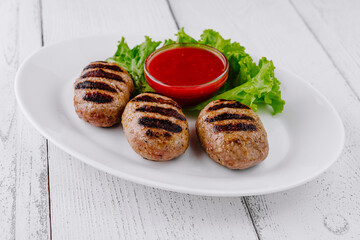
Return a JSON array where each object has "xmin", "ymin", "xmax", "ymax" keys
[
  {"xmin": 42, "ymin": 0, "xmax": 178, "ymax": 43},
  {"xmin": 0, "ymin": 0, "xmax": 50, "ymax": 239},
  {"xmin": 48, "ymin": 145, "xmax": 258, "ymax": 240},
  {"xmin": 42, "ymin": 0, "xmax": 258, "ymax": 239},
  {"xmin": 169, "ymin": 0, "xmax": 360, "ymax": 238},
  {"xmin": 291, "ymin": 0, "xmax": 360, "ymax": 99}
]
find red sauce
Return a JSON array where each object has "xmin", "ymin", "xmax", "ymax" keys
[
  {"xmin": 144, "ymin": 44, "xmax": 228, "ymax": 107},
  {"xmin": 147, "ymin": 47, "xmax": 226, "ymax": 86}
]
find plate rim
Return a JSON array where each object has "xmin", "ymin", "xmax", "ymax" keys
[{"xmin": 14, "ymin": 34, "xmax": 346, "ymax": 196}]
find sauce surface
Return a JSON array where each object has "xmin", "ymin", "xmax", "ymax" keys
[{"xmin": 147, "ymin": 47, "xmax": 226, "ymax": 86}]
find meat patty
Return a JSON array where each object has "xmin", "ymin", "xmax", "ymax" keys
[
  {"xmin": 122, "ymin": 92, "xmax": 189, "ymax": 161},
  {"xmin": 74, "ymin": 61, "xmax": 134, "ymax": 127},
  {"xmin": 196, "ymin": 99, "xmax": 269, "ymax": 169}
]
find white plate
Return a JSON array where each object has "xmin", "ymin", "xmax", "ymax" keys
[{"xmin": 15, "ymin": 35, "xmax": 345, "ymax": 196}]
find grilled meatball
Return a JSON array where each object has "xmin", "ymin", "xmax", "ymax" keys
[
  {"xmin": 74, "ymin": 61, "xmax": 134, "ymax": 127},
  {"xmin": 196, "ymin": 99, "xmax": 269, "ymax": 169},
  {"xmin": 122, "ymin": 92, "xmax": 189, "ymax": 161}
]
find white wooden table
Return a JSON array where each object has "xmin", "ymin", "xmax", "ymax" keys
[{"xmin": 1, "ymin": 0, "xmax": 360, "ymax": 239}]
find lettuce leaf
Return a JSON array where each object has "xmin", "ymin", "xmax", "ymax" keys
[
  {"xmin": 107, "ymin": 36, "xmax": 161, "ymax": 95},
  {"xmin": 188, "ymin": 57, "xmax": 285, "ymax": 114},
  {"xmin": 107, "ymin": 28, "xmax": 285, "ymax": 114}
]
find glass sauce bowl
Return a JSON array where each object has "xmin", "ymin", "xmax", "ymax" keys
[{"xmin": 144, "ymin": 43, "xmax": 229, "ymax": 107}]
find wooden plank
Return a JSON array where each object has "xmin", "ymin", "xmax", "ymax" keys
[
  {"xmin": 42, "ymin": 0, "xmax": 178, "ymax": 43},
  {"xmin": 291, "ymin": 0, "xmax": 360, "ymax": 97},
  {"xmin": 48, "ymin": 145, "xmax": 258, "ymax": 240},
  {"xmin": 169, "ymin": 0, "xmax": 360, "ymax": 238},
  {"xmin": 42, "ymin": 0, "xmax": 259, "ymax": 239},
  {"xmin": 0, "ymin": 0, "xmax": 50, "ymax": 239}
]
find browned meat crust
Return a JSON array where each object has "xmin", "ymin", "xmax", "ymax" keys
[
  {"xmin": 74, "ymin": 61, "xmax": 134, "ymax": 127},
  {"xmin": 196, "ymin": 99, "xmax": 269, "ymax": 169},
  {"xmin": 122, "ymin": 93, "xmax": 189, "ymax": 161}
]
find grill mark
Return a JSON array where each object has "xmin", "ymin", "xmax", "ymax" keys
[
  {"xmin": 75, "ymin": 81, "xmax": 117, "ymax": 93},
  {"xmin": 206, "ymin": 113, "xmax": 254, "ymax": 123},
  {"xmin": 83, "ymin": 63, "xmax": 123, "ymax": 72},
  {"xmin": 132, "ymin": 95, "xmax": 181, "ymax": 109},
  {"xmin": 208, "ymin": 102, "xmax": 250, "ymax": 111},
  {"xmin": 81, "ymin": 69, "xmax": 124, "ymax": 82},
  {"xmin": 145, "ymin": 92, "xmax": 165, "ymax": 96},
  {"xmin": 146, "ymin": 129, "xmax": 154, "ymax": 137},
  {"xmin": 136, "ymin": 105, "xmax": 185, "ymax": 121},
  {"xmin": 145, "ymin": 129, "xmax": 172, "ymax": 138},
  {"xmin": 83, "ymin": 92, "xmax": 113, "ymax": 103},
  {"xmin": 138, "ymin": 117, "xmax": 182, "ymax": 133},
  {"xmin": 213, "ymin": 123, "xmax": 257, "ymax": 132}
]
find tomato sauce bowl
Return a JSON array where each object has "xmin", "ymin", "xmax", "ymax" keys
[{"xmin": 144, "ymin": 43, "xmax": 229, "ymax": 107}]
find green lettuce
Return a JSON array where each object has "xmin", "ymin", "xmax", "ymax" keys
[
  {"xmin": 188, "ymin": 57, "xmax": 285, "ymax": 114},
  {"xmin": 107, "ymin": 36, "xmax": 161, "ymax": 95},
  {"xmin": 107, "ymin": 28, "xmax": 285, "ymax": 114}
]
